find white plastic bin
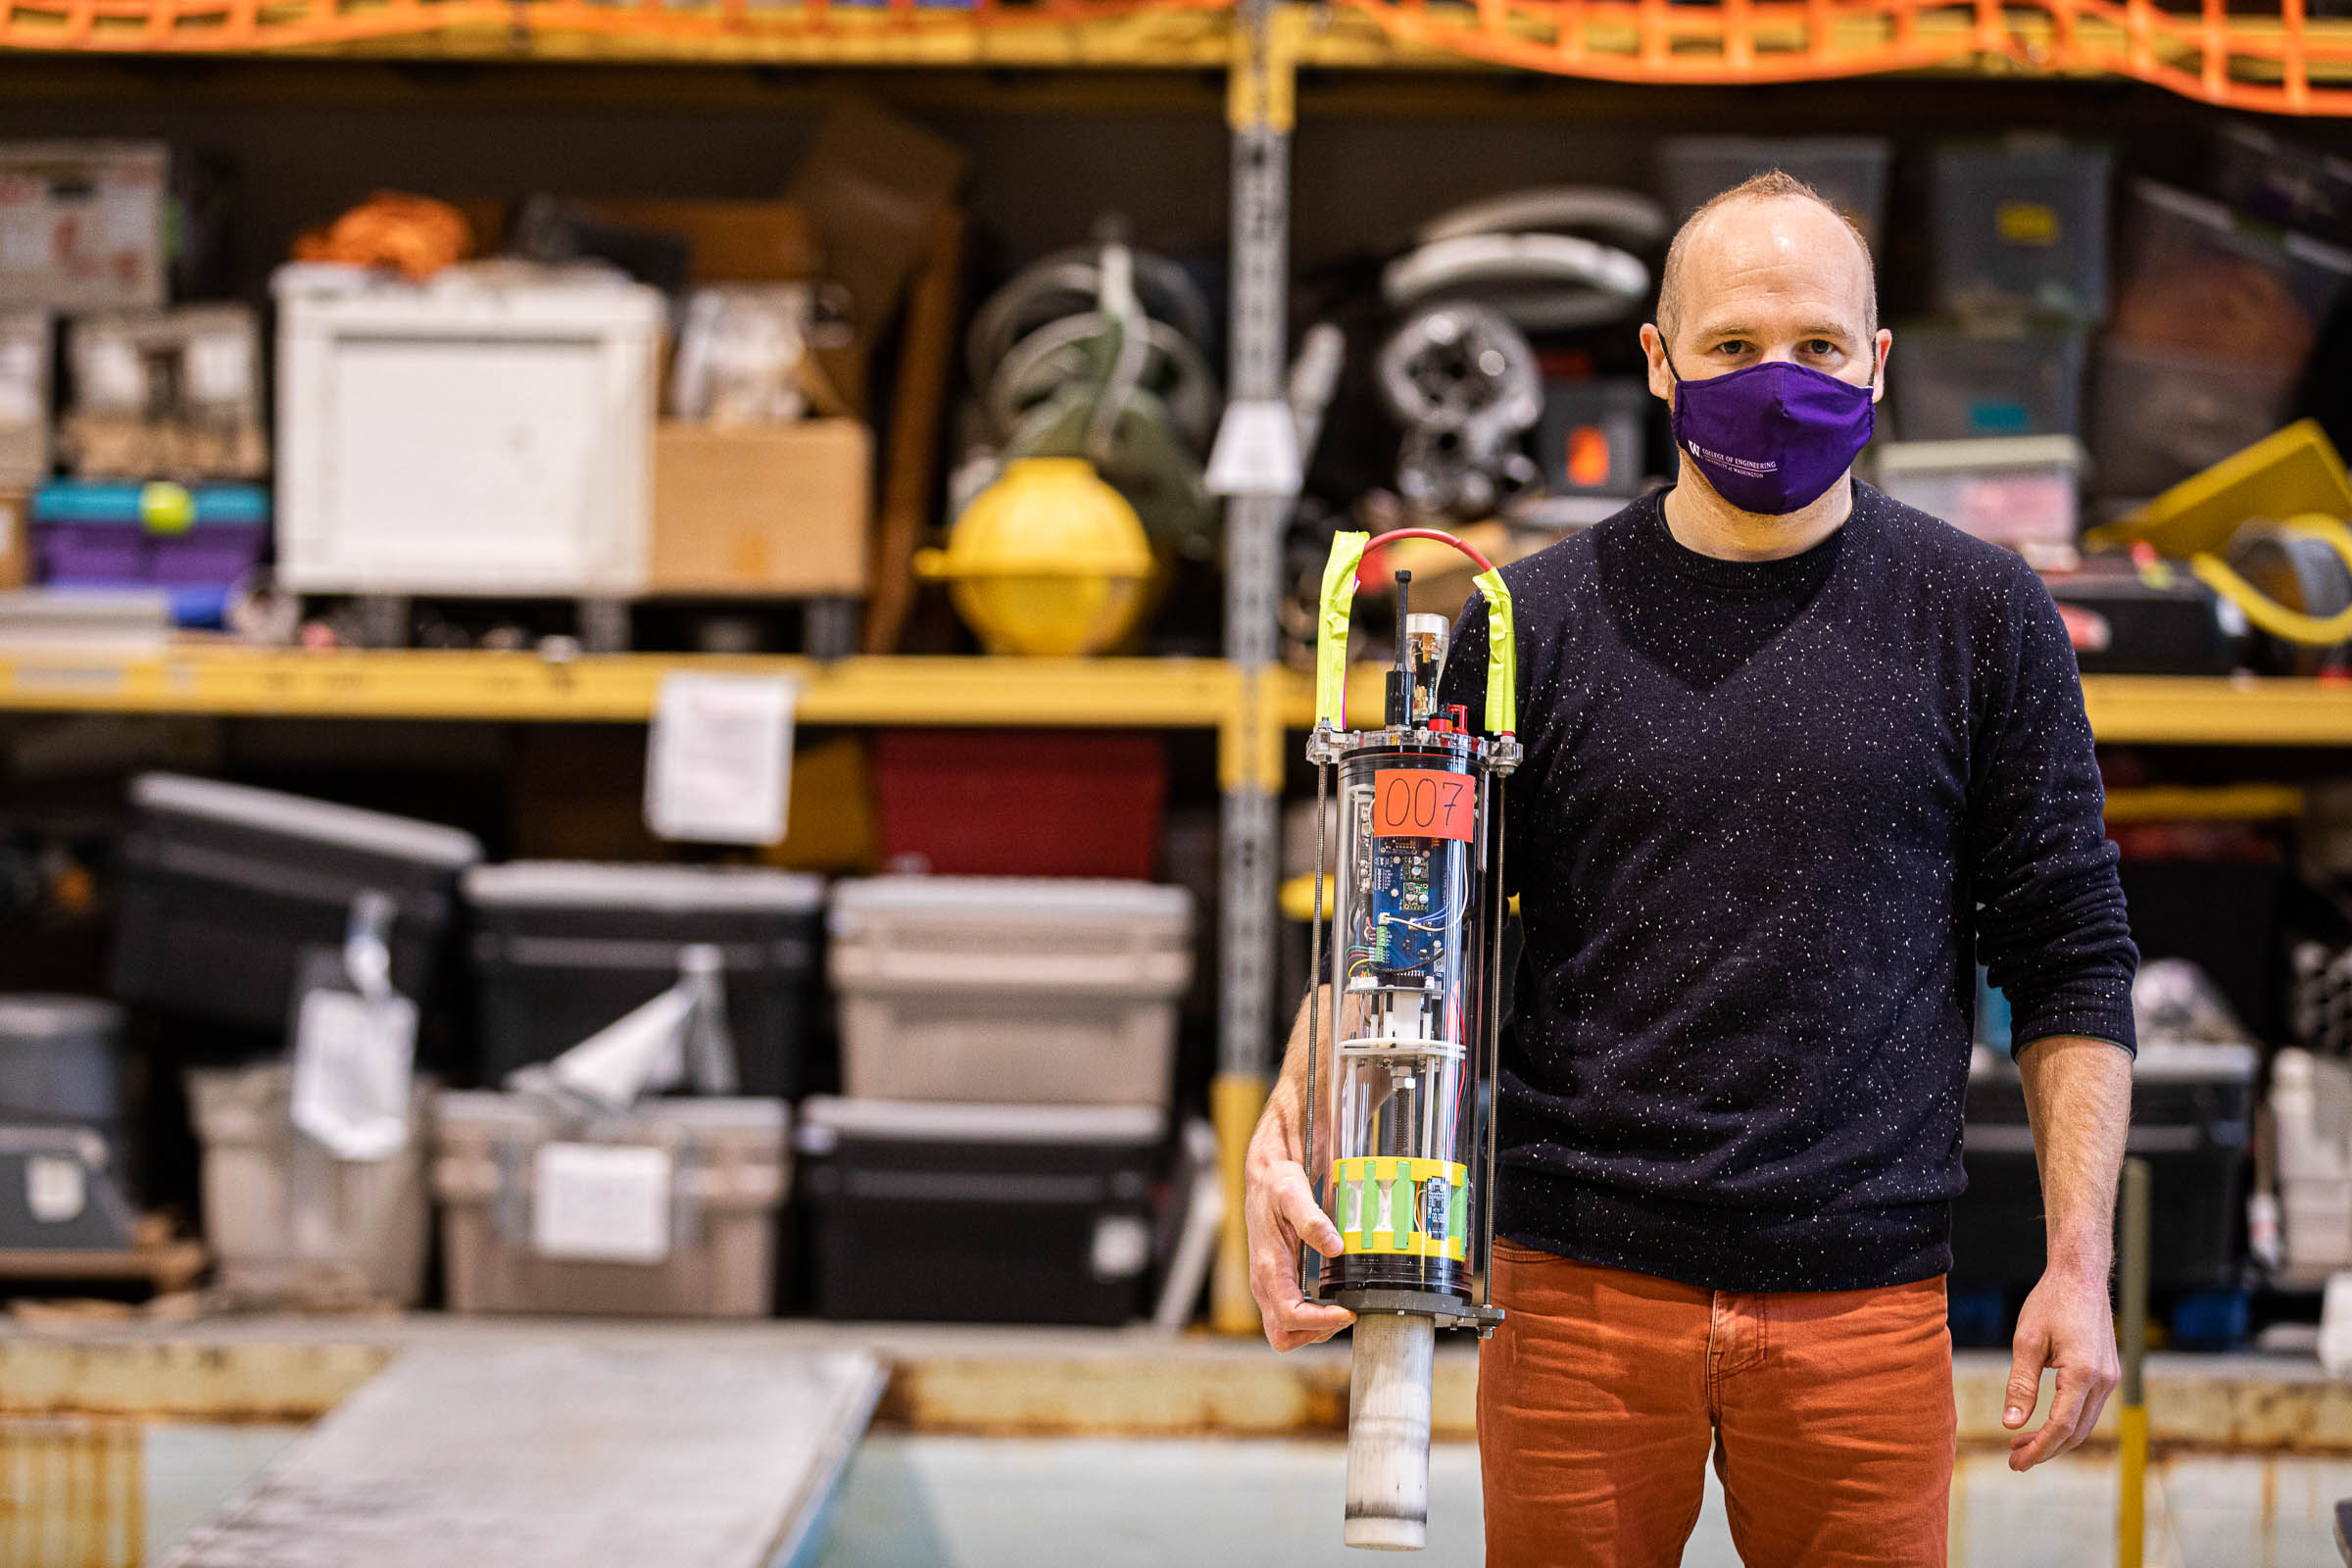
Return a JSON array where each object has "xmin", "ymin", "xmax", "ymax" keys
[
  {"xmin": 187, "ymin": 1063, "xmax": 432, "ymax": 1308},
  {"xmin": 273, "ymin": 267, "xmax": 663, "ymax": 597},
  {"xmin": 2274, "ymin": 1047, "xmax": 2352, "ymax": 1281},
  {"xmin": 432, "ymin": 1091, "xmax": 787, "ymax": 1317},
  {"xmin": 829, "ymin": 876, "xmax": 1194, "ymax": 1107},
  {"xmin": 1872, "ymin": 435, "xmax": 2084, "ymax": 551}
]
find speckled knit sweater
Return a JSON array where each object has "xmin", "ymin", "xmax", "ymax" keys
[{"xmin": 1435, "ymin": 481, "xmax": 2137, "ymax": 1293}]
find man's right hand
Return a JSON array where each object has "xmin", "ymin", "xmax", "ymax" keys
[{"xmin": 1244, "ymin": 1087, "xmax": 1355, "ymax": 1351}]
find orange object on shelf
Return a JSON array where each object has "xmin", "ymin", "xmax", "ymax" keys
[
  {"xmin": 1333, "ymin": 0, "xmax": 2352, "ymax": 116},
  {"xmin": 291, "ymin": 191, "xmax": 472, "ymax": 279}
]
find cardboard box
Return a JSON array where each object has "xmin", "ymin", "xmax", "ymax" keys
[
  {"xmin": 651, "ymin": 418, "xmax": 871, "ymax": 597},
  {"xmin": 577, "ymin": 199, "xmax": 819, "ymax": 284},
  {"xmin": 787, "ymin": 101, "xmax": 968, "ymax": 416},
  {"xmin": 0, "ymin": 490, "xmax": 26, "ymax": 589},
  {"xmin": 65, "ymin": 306, "xmax": 268, "ymax": 480},
  {"xmin": 0, "ymin": 142, "xmax": 168, "ymax": 311}
]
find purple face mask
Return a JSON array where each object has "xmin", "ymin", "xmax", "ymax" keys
[{"xmin": 1665, "ymin": 351, "xmax": 1877, "ymax": 515}]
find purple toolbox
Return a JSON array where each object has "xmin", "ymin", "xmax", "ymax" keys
[{"xmin": 32, "ymin": 480, "xmax": 269, "ymax": 628}]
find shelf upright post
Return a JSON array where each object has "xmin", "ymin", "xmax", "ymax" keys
[{"xmin": 1209, "ymin": 0, "xmax": 1298, "ymax": 1337}]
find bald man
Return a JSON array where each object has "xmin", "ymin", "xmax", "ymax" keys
[{"xmin": 1245, "ymin": 172, "xmax": 2136, "ymax": 1566}]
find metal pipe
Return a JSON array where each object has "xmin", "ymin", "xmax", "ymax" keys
[
  {"xmin": 1301, "ymin": 757, "xmax": 1328, "ymax": 1298},
  {"xmin": 1481, "ymin": 777, "xmax": 1505, "ymax": 1312},
  {"xmin": 2119, "ymin": 1155, "xmax": 2152, "ymax": 1568}
]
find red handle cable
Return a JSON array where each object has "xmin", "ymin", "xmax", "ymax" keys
[{"xmin": 1360, "ymin": 527, "xmax": 1501, "ymax": 578}]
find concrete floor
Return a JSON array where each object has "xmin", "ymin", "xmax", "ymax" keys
[{"xmin": 815, "ymin": 1437, "xmax": 2352, "ymax": 1568}]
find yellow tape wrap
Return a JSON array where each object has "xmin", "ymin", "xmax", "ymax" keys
[
  {"xmin": 1327, "ymin": 1155, "xmax": 1469, "ymax": 1261},
  {"xmin": 1471, "ymin": 566, "xmax": 1517, "ymax": 737},
  {"xmin": 1316, "ymin": 531, "xmax": 1369, "ymax": 732}
]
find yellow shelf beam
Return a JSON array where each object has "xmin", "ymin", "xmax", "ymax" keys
[
  {"xmin": 2101, "ymin": 783, "xmax": 2306, "ymax": 822},
  {"xmin": 9, "ymin": 650, "xmax": 2352, "ymax": 747},
  {"xmin": 1284, "ymin": 665, "xmax": 2352, "ymax": 748},
  {"xmin": 0, "ymin": 648, "xmax": 1236, "ymax": 727}
]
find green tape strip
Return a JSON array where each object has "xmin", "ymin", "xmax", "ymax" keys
[
  {"xmin": 1316, "ymin": 531, "xmax": 1369, "ymax": 732},
  {"xmin": 1471, "ymin": 566, "xmax": 1517, "ymax": 737}
]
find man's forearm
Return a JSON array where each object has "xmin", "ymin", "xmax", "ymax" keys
[
  {"xmin": 1266, "ymin": 984, "xmax": 1335, "ymax": 1123},
  {"xmin": 2016, "ymin": 1034, "xmax": 2133, "ymax": 1276}
]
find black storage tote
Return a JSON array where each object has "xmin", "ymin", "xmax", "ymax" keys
[
  {"xmin": 466, "ymin": 862, "xmax": 823, "ymax": 1098},
  {"xmin": 1951, "ymin": 1040, "xmax": 2255, "ymax": 1291},
  {"xmin": 111, "ymin": 773, "xmax": 482, "ymax": 1030},
  {"xmin": 797, "ymin": 1097, "xmax": 1164, "ymax": 1325}
]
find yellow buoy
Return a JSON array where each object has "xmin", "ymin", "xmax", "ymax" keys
[{"xmin": 914, "ymin": 458, "xmax": 1154, "ymax": 657}]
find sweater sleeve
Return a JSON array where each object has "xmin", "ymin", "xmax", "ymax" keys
[{"xmin": 1969, "ymin": 561, "xmax": 2138, "ymax": 1055}]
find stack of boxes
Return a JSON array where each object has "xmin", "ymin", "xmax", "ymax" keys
[
  {"xmin": 437, "ymin": 862, "xmax": 820, "ymax": 1318},
  {"xmin": 0, "ymin": 142, "xmax": 270, "ymax": 630},
  {"xmin": 810, "ymin": 876, "xmax": 1204, "ymax": 1325},
  {"xmin": 1875, "ymin": 135, "xmax": 2112, "ymax": 561}
]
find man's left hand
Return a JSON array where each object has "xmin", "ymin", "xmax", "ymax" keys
[{"xmin": 2001, "ymin": 1265, "xmax": 2120, "ymax": 1472}]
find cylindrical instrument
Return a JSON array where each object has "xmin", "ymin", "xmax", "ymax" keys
[{"xmin": 1304, "ymin": 527, "xmax": 1520, "ymax": 1552}]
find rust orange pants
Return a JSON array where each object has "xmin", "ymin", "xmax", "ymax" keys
[{"xmin": 1479, "ymin": 1240, "xmax": 1956, "ymax": 1568}]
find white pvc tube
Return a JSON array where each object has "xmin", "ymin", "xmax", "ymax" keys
[{"xmin": 1345, "ymin": 1311, "xmax": 1436, "ymax": 1551}]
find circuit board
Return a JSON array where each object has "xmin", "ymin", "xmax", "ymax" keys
[{"xmin": 1365, "ymin": 833, "xmax": 1446, "ymax": 985}]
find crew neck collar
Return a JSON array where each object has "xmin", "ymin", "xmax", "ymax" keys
[{"xmin": 1632, "ymin": 483, "xmax": 1865, "ymax": 599}]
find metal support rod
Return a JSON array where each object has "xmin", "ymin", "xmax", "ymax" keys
[
  {"xmin": 2118, "ymin": 1155, "xmax": 2152, "ymax": 1568},
  {"xmin": 1208, "ymin": 0, "xmax": 1296, "ymax": 1337},
  {"xmin": 1300, "ymin": 754, "xmax": 1329, "ymax": 1298},
  {"xmin": 1480, "ymin": 775, "xmax": 1506, "ymax": 1311}
]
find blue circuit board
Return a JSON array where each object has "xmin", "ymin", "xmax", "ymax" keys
[{"xmin": 1367, "ymin": 837, "xmax": 1446, "ymax": 982}]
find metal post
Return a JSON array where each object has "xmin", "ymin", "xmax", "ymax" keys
[
  {"xmin": 1300, "ymin": 756, "xmax": 1328, "ymax": 1298},
  {"xmin": 2119, "ymin": 1156, "xmax": 2152, "ymax": 1568},
  {"xmin": 1481, "ymin": 777, "xmax": 1505, "ymax": 1311},
  {"xmin": 1209, "ymin": 0, "xmax": 1297, "ymax": 1337}
]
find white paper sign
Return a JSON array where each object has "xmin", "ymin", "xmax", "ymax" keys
[
  {"xmin": 0, "ymin": 339, "xmax": 38, "ymax": 427},
  {"xmin": 645, "ymin": 671, "xmax": 796, "ymax": 845},
  {"xmin": 290, "ymin": 987, "xmax": 418, "ymax": 1160},
  {"xmin": 1205, "ymin": 398, "xmax": 1304, "ymax": 498},
  {"xmin": 532, "ymin": 1143, "xmax": 672, "ymax": 1264},
  {"xmin": 184, "ymin": 333, "xmax": 252, "ymax": 406},
  {"xmin": 25, "ymin": 1154, "xmax": 85, "ymax": 1224}
]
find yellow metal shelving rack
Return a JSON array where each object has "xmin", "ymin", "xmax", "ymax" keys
[{"xmin": 1286, "ymin": 663, "xmax": 2352, "ymax": 749}]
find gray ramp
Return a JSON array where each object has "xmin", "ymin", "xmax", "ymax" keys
[{"xmin": 163, "ymin": 1344, "xmax": 886, "ymax": 1568}]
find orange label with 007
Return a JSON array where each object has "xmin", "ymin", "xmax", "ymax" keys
[{"xmin": 1371, "ymin": 769, "xmax": 1476, "ymax": 842}]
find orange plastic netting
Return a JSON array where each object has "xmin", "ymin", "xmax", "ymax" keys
[
  {"xmin": 0, "ymin": 0, "xmax": 1217, "ymax": 52},
  {"xmin": 4, "ymin": 0, "xmax": 2350, "ymax": 117},
  {"xmin": 1337, "ymin": 0, "xmax": 2352, "ymax": 115}
]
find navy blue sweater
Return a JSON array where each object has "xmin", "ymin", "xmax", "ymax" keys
[{"xmin": 1435, "ymin": 482, "xmax": 2136, "ymax": 1293}]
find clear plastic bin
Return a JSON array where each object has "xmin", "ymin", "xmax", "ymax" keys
[
  {"xmin": 828, "ymin": 876, "xmax": 1193, "ymax": 1108},
  {"xmin": 2216, "ymin": 122, "xmax": 2352, "ymax": 250},
  {"xmin": 1658, "ymin": 137, "xmax": 1890, "ymax": 252},
  {"xmin": 1872, "ymin": 435, "xmax": 2084, "ymax": 549},
  {"xmin": 1928, "ymin": 139, "xmax": 2112, "ymax": 320},
  {"xmin": 188, "ymin": 1063, "xmax": 433, "ymax": 1309},
  {"xmin": 1889, "ymin": 324, "xmax": 2087, "ymax": 441},
  {"xmin": 2270, "ymin": 1048, "xmax": 2352, "ymax": 1282},
  {"xmin": 2089, "ymin": 337, "xmax": 2303, "ymax": 499},
  {"xmin": 432, "ymin": 1091, "xmax": 788, "ymax": 1317},
  {"xmin": 2111, "ymin": 178, "xmax": 2352, "ymax": 370}
]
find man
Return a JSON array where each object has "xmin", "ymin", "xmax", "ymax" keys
[{"xmin": 1244, "ymin": 172, "xmax": 2136, "ymax": 1567}]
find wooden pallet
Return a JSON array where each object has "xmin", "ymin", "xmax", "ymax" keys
[{"xmin": 0, "ymin": 1239, "xmax": 208, "ymax": 1297}]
